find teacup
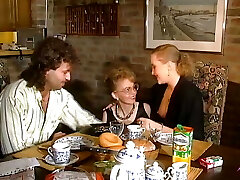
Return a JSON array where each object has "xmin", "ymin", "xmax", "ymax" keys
[
  {"xmin": 48, "ymin": 142, "xmax": 71, "ymax": 164},
  {"xmin": 127, "ymin": 125, "xmax": 145, "ymax": 140},
  {"xmin": 165, "ymin": 162, "xmax": 188, "ymax": 180}
]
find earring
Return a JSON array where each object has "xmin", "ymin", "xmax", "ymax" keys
[{"xmin": 111, "ymin": 92, "xmax": 119, "ymax": 101}]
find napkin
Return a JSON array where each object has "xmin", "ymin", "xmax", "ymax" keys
[{"xmin": 0, "ymin": 158, "xmax": 40, "ymax": 177}]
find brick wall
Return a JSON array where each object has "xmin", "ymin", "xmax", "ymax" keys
[{"xmin": 29, "ymin": 0, "xmax": 240, "ymax": 119}]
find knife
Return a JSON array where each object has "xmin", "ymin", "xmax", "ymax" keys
[
  {"xmin": 75, "ymin": 144, "xmax": 118, "ymax": 154},
  {"xmin": 38, "ymin": 143, "xmax": 119, "ymax": 154}
]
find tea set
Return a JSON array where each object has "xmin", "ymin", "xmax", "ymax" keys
[
  {"xmin": 110, "ymin": 141, "xmax": 188, "ymax": 180},
  {"xmin": 45, "ymin": 126, "xmax": 187, "ymax": 180}
]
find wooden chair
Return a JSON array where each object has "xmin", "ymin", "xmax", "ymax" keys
[{"xmin": 192, "ymin": 61, "xmax": 228, "ymax": 145}]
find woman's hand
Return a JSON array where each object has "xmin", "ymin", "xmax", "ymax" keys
[
  {"xmin": 137, "ymin": 118, "xmax": 156, "ymax": 130},
  {"xmin": 137, "ymin": 117, "xmax": 173, "ymax": 133}
]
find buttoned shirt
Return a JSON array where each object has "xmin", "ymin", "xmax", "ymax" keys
[{"xmin": 0, "ymin": 79, "xmax": 100, "ymax": 154}]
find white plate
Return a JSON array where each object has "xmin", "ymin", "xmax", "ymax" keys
[
  {"xmin": 45, "ymin": 153, "xmax": 79, "ymax": 166},
  {"xmin": 155, "ymin": 133, "xmax": 173, "ymax": 146},
  {"xmin": 55, "ymin": 136, "xmax": 94, "ymax": 150}
]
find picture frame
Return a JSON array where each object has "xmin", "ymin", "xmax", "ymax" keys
[{"xmin": 145, "ymin": 0, "xmax": 228, "ymax": 52}]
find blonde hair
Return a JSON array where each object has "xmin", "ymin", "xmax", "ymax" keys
[
  {"xmin": 105, "ymin": 67, "xmax": 136, "ymax": 93},
  {"xmin": 151, "ymin": 44, "xmax": 193, "ymax": 77}
]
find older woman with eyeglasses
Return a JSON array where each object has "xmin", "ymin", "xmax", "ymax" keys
[{"xmin": 102, "ymin": 67, "xmax": 151, "ymax": 124}]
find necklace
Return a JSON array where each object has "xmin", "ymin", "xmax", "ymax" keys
[{"xmin": 115, "ymin": 103, "xmax": 135, "ymax": 120}]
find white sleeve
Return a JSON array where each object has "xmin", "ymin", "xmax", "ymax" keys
[
  {"xmin": 0, "ymin": 91, "xmax": 27, "ymax": 154},
  {"xmin": 60, "ymin": 91, "xmax": 101, "ymax": 130}
]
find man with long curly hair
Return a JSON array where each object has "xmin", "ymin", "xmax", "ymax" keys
[{"xmin": 0, "ymin": 37, "xmax": 100, "ymax": 155}]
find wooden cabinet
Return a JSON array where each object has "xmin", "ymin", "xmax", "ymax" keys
[
  {"xmin": 0, "ymin": 0, "xmax": 31, "ymax": 32},
  {"xmin": 66, "ymin": 3, "xmax": 119, "ymax": 36}
]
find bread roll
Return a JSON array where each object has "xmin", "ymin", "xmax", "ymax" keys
[
  {"xmin": 99, "ymin": 132, "xmax": 123, "ymax": 148},
  {"xmin": 109, "ymin": 145, "xmax": 125, "ymax": 151},
  {"xmin": 131, "ymin": 139, "xmax": 156, "ymax": 152}
]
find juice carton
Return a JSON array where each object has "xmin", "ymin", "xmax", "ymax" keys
[{"xmin": 172, "ymin": 124, "xmax": 193, "ymax": 173}]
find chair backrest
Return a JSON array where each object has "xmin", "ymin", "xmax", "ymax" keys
[
  {"xmin": 0, "ymin": 59, "xmax": 10, "ymax": 93},
  {"xmin": 0, "ymin": 59, "xmax": 10, "ymax": 158},
  {"xmin": 192, "ymin": 61, "xmax": 228, "ymax": 145}
]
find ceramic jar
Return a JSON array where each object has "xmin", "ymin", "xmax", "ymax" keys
[{"xmin": 145, "ymin": 162, "xmax": 165, "ymax": 180}]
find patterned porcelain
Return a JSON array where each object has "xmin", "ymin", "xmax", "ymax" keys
[
  {"xmin": 145, "ymin": 162, "xmax": 165, "ymax": 180},
  {"xmin": 55, "ymin": 136, "xmax": 94, "ymax": 150},
  {"xmin": 45, "ymin": 153, "xmax": 79, "ymax": 166},
  {"xmin": 110, "ymin": 141, "xmax": 145, "ymax": 180},
  {"xmin": 154, "ymin": 132, "xmax": 173, "ymax": 146},
  {"xmin": 127, "ymin": 125, "xmax": 145, "ymax": 140},
  {"xmin": 165, "ymin": 162, "xmax": 188, "ymax": 180},
  {"xmin": 47, "ymin": 142, "xmax": 71, "ymax": 164}
]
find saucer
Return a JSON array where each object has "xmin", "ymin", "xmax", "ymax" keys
[
  {"xmin": 55, "ymin": 136, "xmax": 94, "ymax": 150},
  {"xmin": 155, "ymin": 133, "xmax": 173, "ymax": 146},
  {"xmin": 44, "ymin": 153, "xmax": 79, "ymax": 166}
]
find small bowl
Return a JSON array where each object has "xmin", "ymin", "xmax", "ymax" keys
[{"xmin": 93, "ymin": 152, "xmax": 115, "ymax": 161}]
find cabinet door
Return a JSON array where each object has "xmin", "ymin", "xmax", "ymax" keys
[
  {"xmin": 0, "ymin": 0, "xmax": 16, "ymax": 31},
  {"xmin": 15, "ymin": 0, "xmax": 31, "ymax": 29},
  {"xmin": 0, "ymin": 0, "xmax": 31, "ymax": 31}
]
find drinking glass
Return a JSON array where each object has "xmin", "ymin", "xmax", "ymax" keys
[{"xmin": 109, "ymin": 122, "xmax": 124, "ymax": 136}]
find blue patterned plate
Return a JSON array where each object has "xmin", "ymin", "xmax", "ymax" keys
[
  {"xmin": 55, "ymin": 136, "xmax": 94, "ymax": 150},
  {"xmin": 45, "ymin": 153, "xmax": 79, "ymax": 166}
]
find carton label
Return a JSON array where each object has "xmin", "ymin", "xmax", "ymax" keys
[{"xmin": 173, "ymin": 134, "xmax": 189, "ymax": 146}]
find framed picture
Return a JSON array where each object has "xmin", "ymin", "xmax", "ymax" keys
[{"xmin": 145, "ymin": 0, "xmax": 228, "ymax": 52}]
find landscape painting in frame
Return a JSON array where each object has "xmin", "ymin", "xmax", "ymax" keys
[{"xmin": 145, "ymin": 0, "xmax": 227, "ymax": 52}]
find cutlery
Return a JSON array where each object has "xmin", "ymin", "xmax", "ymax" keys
[{"xmin": 38, "ymin": 144, "xmax": 118, "ymax": 154}]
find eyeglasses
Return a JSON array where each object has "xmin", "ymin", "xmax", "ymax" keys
[{"xmin": 115, "ymin": 83, "xmax": 139, "ymax": 95}]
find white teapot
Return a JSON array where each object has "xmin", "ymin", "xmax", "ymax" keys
[
  {"xmin": 145, "ymin": 162, "xmax": 165, "ymax": 180},
  {"xmin": 110, "ymin": 141, "xmax": 145, "ymax": 180}
]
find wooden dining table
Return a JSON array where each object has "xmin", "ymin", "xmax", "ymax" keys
[
  {"xmin": 1, "ymin": 132, "xmax": 240, "ymax": 180},
  {"xmin": 191, "ymin": 144, "xmax": 240, "ymax": 180}
]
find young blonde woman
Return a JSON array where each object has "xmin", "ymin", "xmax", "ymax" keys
[
  {"xmin": 102, "ymin": 67, "xmax": 150, "ymax": 125},
  {"xmin": 138, "ymin": 44, "xmax": 204, "ymax": 140}
]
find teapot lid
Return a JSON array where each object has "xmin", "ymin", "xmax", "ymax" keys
[
  {"xmin": 146, "ymin": 162, "xmax": 164, "ymax": 176},
  {"xmin": 115, "ymin": 141, "xmax": 145, "ymax": 163}
]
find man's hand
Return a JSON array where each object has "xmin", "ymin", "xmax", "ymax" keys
[{"xmin": 52, "ymin": 131, "xmax": 66, "ymax": 143}]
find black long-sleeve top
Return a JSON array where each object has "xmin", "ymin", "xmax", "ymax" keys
[{"xmin": 149, "ymin": 77, "xmax": 204, "ymax": 140}]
